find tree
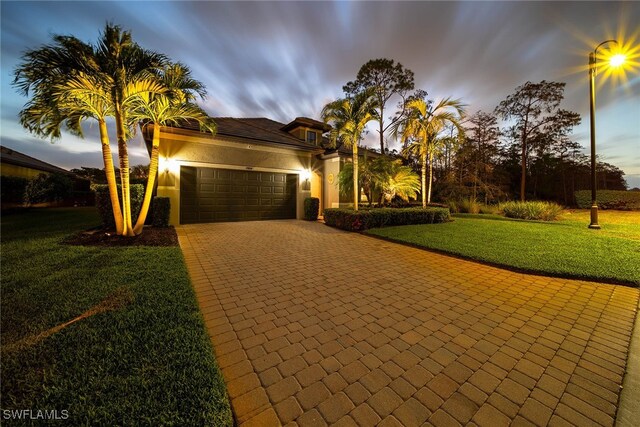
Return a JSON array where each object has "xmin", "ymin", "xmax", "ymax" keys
[
  {"xmin": 129, "ymin": 63, "xmax": 216, "ymax": 234},
  {"xmin": 464, "ymin": 111, "xmax": 501, "ymax": 202},
  {"xmin": 495, "ymin": 81, "xmax": 580, "ymax": 201},
  {"xmin": 343, "ymin": 59, "xmax": 414, "ymax": 153},
  {"xmin": 394, "ymin": 97, "xmax": 466, "ymax": 206},
  {"xmin": 14, "ymin": 34, "xmax": 125, "ymax": 233},
  {"xmin": 14, "ymin": 23, "xmax": 178, "ymax": 236},
  {"xmin": 94, "ymin": 24, "xmax": 168, "ymax": 236},
  {"xmin": 322, "ymin": 89, "xmax": 379, "ymax": 211}
]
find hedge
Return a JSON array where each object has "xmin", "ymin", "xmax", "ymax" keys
[
  {"xmin": 304, "ymin": 197, "xmax": 320, "ymax": 221},
  {"xmin": 152, "ymin": 197, "xmax": 171, "ymax": 227},
  {"xmin": 23, "ymin": 173, "xmax": 73, "ymax": 205},
  {"xmin": 94, "ymin": 184, "xmax": 144, "ymax": 229},
  {"xmin": 575, "ymin": 190, "xmax": 640, "ymax": 210},
  {"xmin": 323, "ymin": 207, "xmax": 450, "ymax": 232},
  {"xmin": 1, "ymin": 176, "xmax": 29, "ymax": 204}
]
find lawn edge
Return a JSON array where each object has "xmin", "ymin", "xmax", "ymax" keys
[{"xmin": 362, "ymin": 230, "xmax": 639, "ymax": 288}]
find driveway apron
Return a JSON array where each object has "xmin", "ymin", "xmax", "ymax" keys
[{"xmin": 178, "ymin": 220, "xmax": 639, "ymax": 426}]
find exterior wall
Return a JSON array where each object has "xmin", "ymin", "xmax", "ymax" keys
[
  {"xmin": 1, "ymin": 163, "xmax": 48, "ymax": 179},
  {"xmin": 286, "ymin": 127, "xmax": 321, "ymax": 146},
  {"xmin": 322, "ymin": 156, "xmax": 342, "ymax": 209},
  {"xmin": 156, "ymin": 129, "xmax": 318, "ymax": 225}
]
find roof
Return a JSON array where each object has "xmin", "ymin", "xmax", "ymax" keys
[
  {"xmin": 1, "ymin": 145, "xmax": 73, "ymax": 175},
  {"xmin": 170, "ymin": 117, "xmax": 323, "ymax": 151},
  {"xmin": 280, "ymin": 117, "xmax": 331, "ymax": 133}
]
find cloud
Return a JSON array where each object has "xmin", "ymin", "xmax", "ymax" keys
[{"xmin": 1, "ymin": 0, "xmax": 638, "ymax": 169}]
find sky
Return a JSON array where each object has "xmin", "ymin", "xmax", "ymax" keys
[{"xmin": 1, "ymin": 1, "xmax": 639, "ymax": 187}]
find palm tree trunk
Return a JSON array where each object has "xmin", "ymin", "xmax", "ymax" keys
[
  {"xmin": 133, "ymin": 124, "xmax": 159, "ymax": 235},
  {"xmin": 116, "ymin": 108, "xmax": 134, "ymax": 236},
  {"xmin": 353, "ymin": 144, "xmax": 359, "ymax": 211},
  {"xmin": 421, "ymin": 150, "xmax": 427, "ymax": 208},
  {"xmin": 428, "ymin": 151, "xmax": 434, "ymax": 204},
  {"xmin": 99, "ymin": 120, "xmax": 124, "ymax": 234}
]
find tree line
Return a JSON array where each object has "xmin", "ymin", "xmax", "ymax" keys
[{"xmin": 324, "ymin": 59, "xmax": 628, "ymax": 208}]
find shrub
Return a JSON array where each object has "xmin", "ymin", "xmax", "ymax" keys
[
  {"xmin": 1, "ymin": 176, "xmax": 29, "ymax": 204},
  {"xmin": 323, "ymin": 207, "xmax": 450, "ymax": 232},
  {"xmin": 94, "ymin": 184, "xmax": 144, "ymax": 229},
  {"xmin": 151, "ymin": 197, "xmax": 171, "ymax": 227},
  {"xmin": 500, "ymin": 201, "xmax": 563, "ymax": 221},
  {"xmin": 447, "ymin": 200, "xmax": 459, "ymax": 214},
  {"xmin": 457, "ymin": 199, "xmax": 481, "ymax": 214},
  {"xmin": 575, "ymin": 190, "xmax": 640, "ymax": 210},
  {"xmin": 304, "ymin": 197, "xmax": 320, "ymax": 221},
  {"xmin": 24, "ymin": 173, "xmax": 73, "ymax": 205}
]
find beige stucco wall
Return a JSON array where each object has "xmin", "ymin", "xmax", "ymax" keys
[
  {"xmin": 155, "ymin": 128, "xmax": 320, "ymax": 225},
  {"xmin": 322, "ymin": 156, "xmax": 343, "ymax": 209}
]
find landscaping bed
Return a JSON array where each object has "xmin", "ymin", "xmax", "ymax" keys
[
  {"xmin": 366, "ymin": 211, "xmax": 640, "ymax": 286},
  {"xmin": 0, "ymin": 208, "xmax": 232, "ymax": 425}
]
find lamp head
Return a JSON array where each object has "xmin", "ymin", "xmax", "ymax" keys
[{"xmin": 610, "ymin": 53, "xmax": 626, "ymax": 68}]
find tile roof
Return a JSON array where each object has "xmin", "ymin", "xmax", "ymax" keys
[
  {"xmin": 173, "ymin": 117, "xmax": 322, "ymax": 151},
  {"xmin": 1, "ymin": 145, "xmax": 73, "ymax": 175}
]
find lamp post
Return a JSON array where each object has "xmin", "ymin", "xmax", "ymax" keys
[{"xmin": 588, "ymin": 39, "xmax": 623, "ymax": 229}]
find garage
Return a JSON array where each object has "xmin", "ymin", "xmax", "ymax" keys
[{"xmin": 180, "ymin": 166, "xmax": 297, "ymax": 224}]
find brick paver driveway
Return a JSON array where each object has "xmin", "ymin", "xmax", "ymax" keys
[{"xmin": 178, "ymin": 220, "xmax": 639, "ymax": 426}]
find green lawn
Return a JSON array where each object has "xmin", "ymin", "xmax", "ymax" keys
[
  {"xmin": 366, "ymin": 211, "xmax": 640, "ymax": 286},
  {"xmin": 1, "ymin": 208, "xmax": 232, "ymax": 425}
]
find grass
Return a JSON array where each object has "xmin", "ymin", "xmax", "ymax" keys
[
  {"xmin": 1, "ymin": 208, "xmax": 232, "ymax": 425},
  {"xmin": 366, "ymin": 209, "xmax": 640, "ymax": 286}
]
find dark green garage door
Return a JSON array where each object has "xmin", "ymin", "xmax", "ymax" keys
[{"xmin": 180, "ymin": 166, "xmax": 297, "ymax": 224}]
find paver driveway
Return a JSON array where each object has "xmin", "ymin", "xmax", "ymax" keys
[{"xmin": 178, "ymin": 220, "xmax": 639, "ymax": 426}]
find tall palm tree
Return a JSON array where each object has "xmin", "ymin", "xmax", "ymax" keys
[
  {"xmin": 394, "ymin": 97, "xmax": 466, "ymax": 206},
  {"xmin": 322, "ymin": 89, "xmax": 379, "ymax": 211},
  {"xmin": 94, "ymin": 24, "xmax": 168, "ymax": 236},
  {"xmin": 129, "ymin": 63, "xmax": 216, "ymax": 235},
  {"xmin": 13, "ymin": 35, "xmax": 125, "ymax": 233}
]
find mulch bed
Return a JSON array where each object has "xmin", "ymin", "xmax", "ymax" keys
[{"xmin": 64, "ymin": 226, "xmax": 179, "ymax": 247}]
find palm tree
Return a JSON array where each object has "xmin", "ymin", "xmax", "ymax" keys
[
  {"xmin": 129, "ymin": 63, "xmax": 216, "ymax": 235},
  {"xmin": 394, "ymin": 97, "xmax": 466, "ymax": 206},
  {"xmin": 13, "ymin": 34, "xmax": 125, "ymax": 233},
  {"xmin": 94, "ymin": 24, "xmax": 168, "ymax": 236},
  {"xmin": 382, "ymin": 159, "xmax": 421, "ymax": 204},
  {"xmin": 322, "ymin": 89, "xmax": 379, "ymax": 210}
]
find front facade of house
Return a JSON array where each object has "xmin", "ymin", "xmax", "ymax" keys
[{"xmin": 147, "ymin": 117, "xmax": 365, "ymax": 225}]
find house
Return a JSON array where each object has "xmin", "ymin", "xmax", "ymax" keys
[
  {"xmin": 144, "ymin": 117, "xmax": 379, "ymax": 225},
  {"xmin": 1, "ymin": 145, "xmax": 90, "ymax": 208},
  {"xmin": 1, "ymin": 145, "xmax": 76, "ymax": 179}
]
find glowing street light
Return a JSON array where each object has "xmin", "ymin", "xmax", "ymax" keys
[{"xmin": 588, "ymin": 40, "xmax": 626, "ymax": 229}]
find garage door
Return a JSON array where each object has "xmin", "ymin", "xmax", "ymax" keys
[{"xmin": 180, "ymin": 166, "xmax": 297, "ymax": 224}]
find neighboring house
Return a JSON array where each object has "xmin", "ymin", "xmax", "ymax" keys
[
  {"xmin": 1, "ymin": 145, "xmax": 90, "ymax": 208},
  {"xmin": 1, "ymin": 145, "xmax": 76, "ymax": 179},
  {"xmin": 144, "ymin": 116, "xmax": 379, "ymax": 225}
]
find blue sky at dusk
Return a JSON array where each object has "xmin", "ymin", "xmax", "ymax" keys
[{"xmin": 1, "ymin": 1, "xmax": 639, "ymax": 186}]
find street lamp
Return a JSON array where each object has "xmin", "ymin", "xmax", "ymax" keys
[{"xmin": 588, "ymin": 40, "xmax": 626, "ymax": 229}]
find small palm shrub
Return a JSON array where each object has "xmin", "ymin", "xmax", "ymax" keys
[{"xmin": 500, "ymin": 201, "xmax": 562, "ymax": 221}]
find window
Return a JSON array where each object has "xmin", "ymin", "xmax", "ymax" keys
[{"xmin": 306, "ymin": 130, "xmax": 317, "ymax": 144}]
